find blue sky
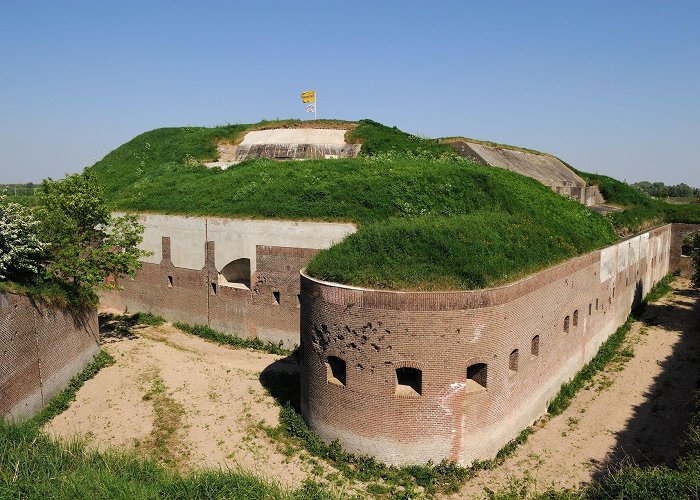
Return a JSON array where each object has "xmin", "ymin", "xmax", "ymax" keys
[{"xmin": 1, "ymin": 1, "xmax": 698, "ymax": 185}]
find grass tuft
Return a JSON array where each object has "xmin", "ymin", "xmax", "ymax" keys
[
  {"xmin": 31, "ymin": 350, "xmax": 115, "ymax": 427},
  {"xmin": 173, "ymin": 322, "xmax": 294, "ymax": 356}
]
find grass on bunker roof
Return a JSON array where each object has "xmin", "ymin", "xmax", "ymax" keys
[{"xmin": 88, "ymin": 119, "xmax": 620, "ymax": 291}]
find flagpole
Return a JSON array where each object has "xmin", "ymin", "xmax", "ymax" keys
[{"xmin": 315, "ymin": 91, "xmax": 318, "ymax": 120}]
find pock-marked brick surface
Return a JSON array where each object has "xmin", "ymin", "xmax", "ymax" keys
[
  {"xmin": 300, "ymin": 225, "xmax": 675, "ymax": 466},
  {"xmin": 0, "ymin": 293, "xmax": 99, "ymax": 421},
  {"xmin": 102, "ymin": 241, "xmax": 319, "ymax": 347}
]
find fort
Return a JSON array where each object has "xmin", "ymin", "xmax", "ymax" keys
[{"xmin": 82, "ymin": 120, "xmax": 700, "ymax": 465}]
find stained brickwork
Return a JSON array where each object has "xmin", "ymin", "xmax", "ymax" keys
[
  {"xmin": 105, "ymin": 242, "xmax": 319, "ymax": 347},
  {"xmin": 300, "ymin": 225, "xmax": 672, "ymax": 466},
  {"xmin": 0, "ymin": 293, "xmax": 99, "ymax": 421},
  {"xmin": 670, "ymin": 223, "xmax": 700, "ymax": 277}
]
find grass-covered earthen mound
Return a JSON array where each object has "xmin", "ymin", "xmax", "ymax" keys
[{"xmin": 89, "ymin": 119, "xmax": 620, "ymax": 290}]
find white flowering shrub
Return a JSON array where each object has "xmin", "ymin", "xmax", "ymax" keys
[{"xmin": 0, "ymin": 195, "xmax": 47, "ymax": 281}]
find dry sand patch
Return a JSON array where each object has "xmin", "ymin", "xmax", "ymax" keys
[
  {"xmin": 456, "ymin": 278, "xmax": 700, "ymax": 498},
  {"xmin": 44, "ymin": 322, "xmax": 315, "ymax": 487}
]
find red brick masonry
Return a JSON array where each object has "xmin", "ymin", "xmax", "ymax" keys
[
  {"xmin": 101, "ymin": 243, "xmax": 319, "ymax": 347},
  {"xmin": 300, "ymin": 225, "xmax": 677, "ymax": 465},
  {"xmin": 0, "ymin": 293, "xmax": 100, "ymax": 421}
]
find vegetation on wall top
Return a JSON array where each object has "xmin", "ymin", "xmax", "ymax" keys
[
  {"xmin": 86, "ymin": 119, "xmax": 620, "ymax": 290},
  {"xmin": 0, "ymin": 173, "xmax": 147, "ymax": 306},
  {"xmin": 78, "ymin": 117, "xmax": 700, "ymax": 290}
]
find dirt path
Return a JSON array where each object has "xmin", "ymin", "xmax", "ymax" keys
[
  {"xmin": 44, "ymin": 322, "xmax": 316, "ymax": 488},
  {"xmin": 457, "ymin": 278, "xmax": 700, "ymax": 498}
]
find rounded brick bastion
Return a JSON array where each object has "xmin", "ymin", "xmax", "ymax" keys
[{"xmin": 299, "ymin": 225, "xmax": 673, "ymax": 466}]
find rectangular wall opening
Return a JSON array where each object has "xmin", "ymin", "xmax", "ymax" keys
[
  {"xmin": 273, "ymin": 290, "xmax": 281, "ymax": 305},
  {"xmin": 395, "ymin": 367, "xmax": 422, "ymax": 397},
  {"xmin": 466, "ymin": 363, "xmax": 487, "ymax": 391},
  {"xmin": 573, "ymin": 310, "xmax": 579, "ymax": 327},
  {"xmin": 531, "ymin": 336, "xmax": 540, "ymax": 357},
  {"xmin": 326, "ymin": 356, "xmax": 346, "ymax": 386},
  {"xmin": 211, "ymin": 282, "xmax": 217, "ymax": 294},
  {"xmin": 167, "ymin": 275, "xmax": 173, "ymax": 288},
  {"xmin": 564, "ymin": 315, "xmax": 570, "ymax": 333}
]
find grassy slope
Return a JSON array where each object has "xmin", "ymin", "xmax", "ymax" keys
[
  {"xmin": 89, "ymin": 123, "xmax": 618, "ymax": 290},
  {"xmin": 574, "ymin": 169, "xmax": 700, "ymax": 233}
]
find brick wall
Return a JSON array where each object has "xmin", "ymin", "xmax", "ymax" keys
[
  {"xmin": 670, "ymin": 223, "xmax": 700, "ymax": 277},
  {"xmin": 105, "ymin": 242, "xmax": 318, "ymax": 347},
  {"xmin": 300, "ymin": 225, "xmax": 672, "ymax": 466},
  {"xmin": 0, "ymin": 292, "xmax": 100, "ymax": 421}
]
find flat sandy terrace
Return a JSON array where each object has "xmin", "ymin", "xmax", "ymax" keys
[
  {"xmin": 44, "ymin": 322, "xmax": 318, "ymax": 487},
  {"xmin": 44, "ymin": 278, "xmax": 700, "ymax": 497}
]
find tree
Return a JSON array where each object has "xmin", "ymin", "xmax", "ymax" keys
[
  {"xmin": 0, "ymin": 195, "xmax": 47, "ymax": 281},
  {"xmin": 36, "ymin": 172, "xmax": 147, "ymax": 301}
]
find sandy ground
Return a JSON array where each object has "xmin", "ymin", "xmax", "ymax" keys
[
  {"xmin": 457, "ymin": 278, "xmax": 700, "ymax": 498},
  {"xmin": 45, "ymin": 322, "xmax": 316, "ymax": 488},
  {"xmin": 44, "ymin": 278, "xmax": 700, "ymax": 497}
]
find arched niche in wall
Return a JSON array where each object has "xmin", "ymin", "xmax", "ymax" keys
[{"xmin": 219, "ymin": 258, "xmax": 251, "ymax": 289}]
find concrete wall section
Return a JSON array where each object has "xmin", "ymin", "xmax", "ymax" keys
[
  {"xmin": 130, "ymin": 213, "xmax": 354, "ymax": 273},
  {"xmin": 207, "ymin": 216, "xmax": 355, "ymax": 273},
  {"xmin": 0, "ymin": 293, "xmax": 99, "ymax": 421},
  {"xmin": 104, "ymin": 214, "xmax": 356, "ymax": 346},
  {"xmin": 240, "ymin": 129, "xmax": 349, "ymax": 146},
  {"xmin": 300, "ymin": 225, "xmax": 672, "ymax": 466}
]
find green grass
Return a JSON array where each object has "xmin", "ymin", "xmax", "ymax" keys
[
  {"xmin": 0, "ymin": 340, "xmax": 329, "ymax": 499},
  {"xmin": 173, "ymin": 322, "xmax": 293, "ymax": 356},
  {"xmin": 347, "ymin": 119, "xmax": 453, "ymax": 156},
  {"xmin": 0, "ymin": 278, "xmax": 97, "ymax": 309},
  {"xmin": 573, "ymin": 169, "xmax": 700, "ymax": 234},
  {"xmin": 30, "ymin": 351, "xmax": 115, "ymax": 427},
  {"xmin": 307, "ymin": 207, "xmax": 616, "ymax": 290},
  {"xmin": 89, "ymin": 123, "xmax": 619, "ymax": 290},
  {"xmin": 0, "ymin": 421, "xmax": 322, "ymax": 499}
]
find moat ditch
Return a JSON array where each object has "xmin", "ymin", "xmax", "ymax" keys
[{"xmin": 41, "ymin": 277, "xmax": 700, "ymax": 498}]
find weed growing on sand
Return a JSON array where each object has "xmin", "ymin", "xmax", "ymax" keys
[
  {"xmin": 31, "ymin": 350, "xmax": 115, "ymax": 427},
  {"xmin": 173, "ymin": 322, "xmax": 294, "ymax": 356},
  {"xmin": 548, "ymin": 273, "xmax": 676, "ymax": 416},
  {"xmin": 139, "ymin": 369, "xmax": 188, "ymax": 468}
]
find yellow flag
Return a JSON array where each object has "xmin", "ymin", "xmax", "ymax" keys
[{"xmin": 301, "ymin": 90, "xmax": 316, "ymax": 103}]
